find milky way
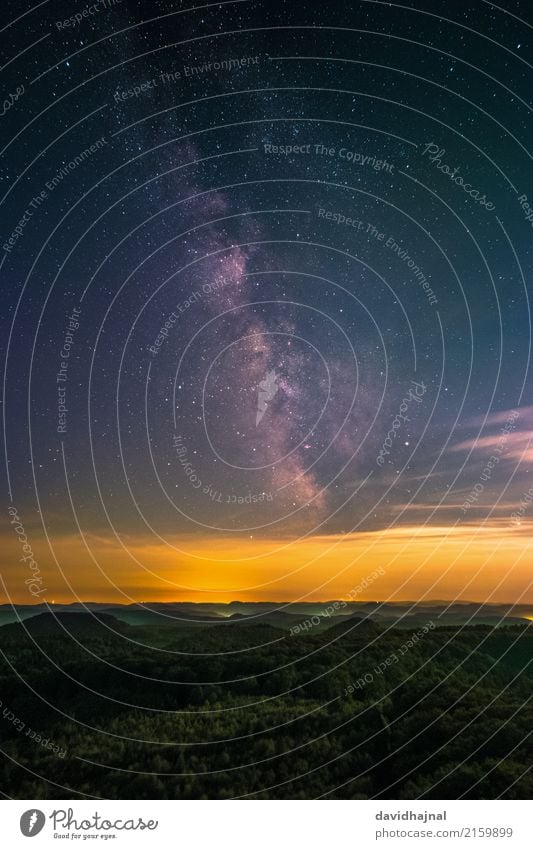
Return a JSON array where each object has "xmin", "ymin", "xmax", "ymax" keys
[{"xmin": 1, "ymin": 0, "xmax": 532, "ymax": 602}]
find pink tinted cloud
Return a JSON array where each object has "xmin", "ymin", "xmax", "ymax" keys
[{"xmin": 450, "ymin": 406, "xmax": 532, "ymax": 462}]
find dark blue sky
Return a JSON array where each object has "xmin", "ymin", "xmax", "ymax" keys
[{"xmin": 1, "ymin": 0, "xmax": 532, "ymax": 555}]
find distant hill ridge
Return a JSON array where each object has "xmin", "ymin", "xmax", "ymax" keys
[{"xmin": 0, "ymin": 601, "xmax": 530, "ymax": 630}]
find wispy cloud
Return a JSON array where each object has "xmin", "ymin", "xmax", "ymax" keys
[{"xmin": 449, "ymin": 405, "xmax": 532, "ymax": 462}]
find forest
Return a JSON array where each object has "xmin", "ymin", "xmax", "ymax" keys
[{"xmin": 0, "ymin": 612, "xmax": 531, "ymax": 799}]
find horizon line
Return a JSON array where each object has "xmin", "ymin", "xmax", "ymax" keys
[{"xmin": 1, "ymin": 599, "xmax": 530, "ymax": 607}]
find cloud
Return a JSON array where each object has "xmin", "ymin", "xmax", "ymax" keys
[
  {"xmin": 465, "ymin": 406, "xmax": 531, "ymax": 429},
  {"xmin": 449, "ymin": 406, "xmax": 533, "ymax": 463}
]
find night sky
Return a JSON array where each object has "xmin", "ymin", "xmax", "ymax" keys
[{"xmin": 2, "ymin": 0, "xmax": 532, "ymax": 603}]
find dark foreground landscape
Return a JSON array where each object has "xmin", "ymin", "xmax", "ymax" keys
[{"xmin": 0, "ymin": 603, "xmax": 531, "ymax": 799}]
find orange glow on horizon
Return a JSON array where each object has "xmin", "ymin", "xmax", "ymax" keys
[{"xmin": 2, "ymin": 520, "xmax": 533, "ymax": 606}]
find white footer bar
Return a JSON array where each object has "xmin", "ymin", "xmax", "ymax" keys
[{"xmin": 1, "ymin": 799, "xmax": 530, "ymax": 848}]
